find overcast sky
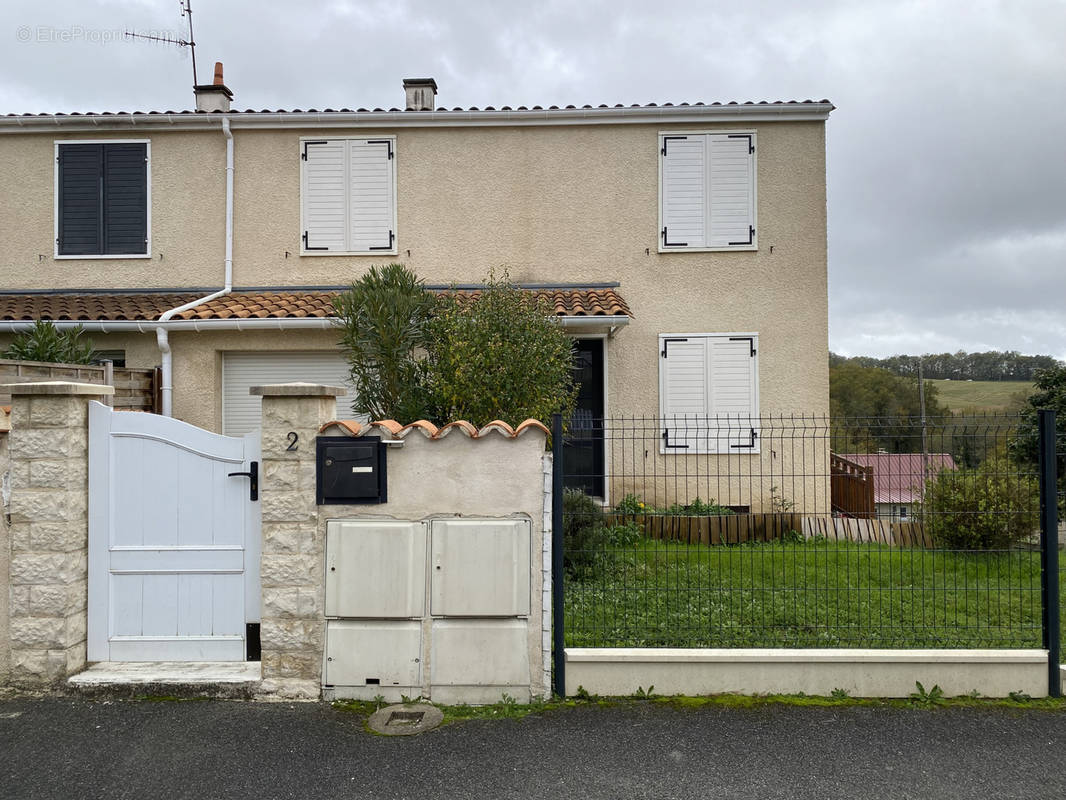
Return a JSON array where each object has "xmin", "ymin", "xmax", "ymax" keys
[{"xmin": 2, "ymin": 0, "xmax": 1065, "ymax": 360}]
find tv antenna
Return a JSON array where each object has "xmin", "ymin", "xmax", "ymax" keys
[{"xmin": 125, "ymin": 0, "xmax": 199, "ymax": 88}]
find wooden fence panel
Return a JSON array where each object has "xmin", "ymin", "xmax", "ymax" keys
[
  {"xmin": 831, "ymin": 453, "xmax": 875, "ymax": 517},
  {"xmin": 0, "ymin": 358, "xmax": 159, "ymax": 413}
]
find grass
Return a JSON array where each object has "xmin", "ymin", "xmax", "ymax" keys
[
  {"xmin": 565, "ymin": 538, "xmax": 1058, "ymax": 650},
  {"xmin": 332, "ymin": 690, "xmax": 1066, "ymax": 726},
  {"xmin": 929, "ymin": 379, "xmax": 1033, "ymax": 413}
]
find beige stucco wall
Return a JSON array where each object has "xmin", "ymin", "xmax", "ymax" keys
[
  {"xmin": 0, "ymin": 131, "xmax": 225, "ymax": 289},
  {"xmin": 0, "ymin": 117, "xmax": 829, "ymax": 508},
  {"xmin": 257, "ymin": 387, "xmax": 548, "ymax": 702}
]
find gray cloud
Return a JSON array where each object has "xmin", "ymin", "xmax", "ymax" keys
[{"xmin": 2, "ymin": 0, "xmax": 1064, "ymax": 359}]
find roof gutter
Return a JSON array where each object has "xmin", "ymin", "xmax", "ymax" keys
[
  {"xmin": 0, "ymin": 318, "xmax": 337, "ymax": 334},
  {"xmin": 0, "ymin": 315, "xmax": 625, "ymax": 335},
  {"xmin": 0, "ymin": 103, "xmax": 835, "ymax": 134},
  {"xmin": 155, "ymin": 115, "xmax": 234, "ymax": 417}
]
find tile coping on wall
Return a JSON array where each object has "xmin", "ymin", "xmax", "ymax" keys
[{"xmin": 318, "ymin": 418, "xmax": 550, "ymax": 440}]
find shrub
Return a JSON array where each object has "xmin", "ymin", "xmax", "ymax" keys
[
  {"xmin": 922, "ymin": 456, "xmax": 1039, "ymax": 549},
  {"xmin": 425, "ymin": 273, "xmax": 577, "ymax": 427},
  {"xmin": 4, "ymin": 320, "xmax": 95, "ymax": 364},
  {"xmin": 333, "ymin": 263, "xmax": 436, "ymax": 422},
  {"xmin": 563, "ymin": 489, "xmax": 608, "ymax": 577},
  {"xmin": 661, "ymin": 497, "xmax": 733, "ymax": 516},
  {"xmin": 615, "ymin": 493, "xmax": 644, "ymax": 515},
  {"xmin": 335, "ymin": 266, "xmax": 578, "ymax": 429}
]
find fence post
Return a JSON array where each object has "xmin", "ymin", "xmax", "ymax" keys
[
  {"xmin": 1038, "ymin": 409, "xmax": 1061, "ymax": 697},
  {"xmin": 102, "ymin": 360, "xmax": 114, "ymax": 408},
  {"xmin": 551, "ymin": 413, "xmax": 565, "ymax": 697}
]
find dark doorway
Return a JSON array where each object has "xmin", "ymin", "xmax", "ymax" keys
[{"xmin": 564, "ymin": 339, "xmax": 605, "ymax": 498}]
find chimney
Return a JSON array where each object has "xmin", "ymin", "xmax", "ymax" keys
[
  {"xmin": 194, "ymin": 61, "xmax": 234, "ymax": 112},
  {"xmin": 403, "ymin": 78, "xmax": 437, "ymax": 111}
]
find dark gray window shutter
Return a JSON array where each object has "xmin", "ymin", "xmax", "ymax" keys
[
  {"xmin": 103, "ymin": 144, "xmax": 148, "ymax": 255},
  {"xmin": 57, "ymin": 144, "xmax": 103, "ymax": 256}
]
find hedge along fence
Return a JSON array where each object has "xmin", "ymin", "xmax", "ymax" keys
[
  {"xmin": 607, "ymin": 512, "xmax": 934, "ymax": 548},
  {"xmin": 0, "ymin": 358, "xmax": 160, "ymax": 412}
]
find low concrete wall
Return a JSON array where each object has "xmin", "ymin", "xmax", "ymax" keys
[{"xmin": 565, "ymin": 648, "xmax": 1049, "ymax": 698}]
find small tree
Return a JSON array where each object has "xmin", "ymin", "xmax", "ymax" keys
[
  {"xmin": 332, "ymin": 264, "xmax": 436, "ymax": 422},
  {"xmin": 921, "ymin": 456, "xmax": 1039, "ymax": 549},
  {"xmin": 425, "ymin": 275, "xmax": 577, "ymax": 427},
  {"xmin": 3, "ymin": 320, "xmax": 95, "ymax": 364}
]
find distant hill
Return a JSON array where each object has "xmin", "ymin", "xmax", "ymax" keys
[
  {"xmin": 927, "ymin": 379, "xmax": 1033, "ymax": 413},
  {"xmin": 829, "ymin": 350, "xmax": 1061, "ymax": 382}
]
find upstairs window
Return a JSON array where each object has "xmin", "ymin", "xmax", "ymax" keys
[
  {"xmin": 659, "ymin": 131, "xmax": 756, "ymax": 252},
  {"xmin": 301, "ymin": 137, "xmax": 396, "ymax": 254},
  {"xmin": 659, "ymin": 333, "xmax": 759, "ymax": 454},
  {"xmin": 56, "ymin": 141, "xmax": 149, "ymax": 257}
]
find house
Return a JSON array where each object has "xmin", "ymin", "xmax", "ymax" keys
[
  {"xmin": 0, "ymin": 67, "xmax": 833, "ymax": 507},
  {"xmin": 836, "ymin": 452, "xmax": 957, "ymax": 521}
]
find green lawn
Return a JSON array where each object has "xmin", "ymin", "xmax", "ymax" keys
[
  {"xmin": 564, "ymin": 539, "xmax": 1058, "ymax": 650},
  {"xmin": 929, "ymin": 379, "xmax": 1033, "ymax": 413}
]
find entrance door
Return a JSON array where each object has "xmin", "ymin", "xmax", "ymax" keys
[
  {"xmin": 88, "ymin": 402, "xmax": 261, "ymax": 662},
  {"xmin": 564, "ymin": 339, "xmax": 606, "ymax": 498}
]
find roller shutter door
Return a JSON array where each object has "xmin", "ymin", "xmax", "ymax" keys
[{"xmin": 221, "ymin": 351, "xmax": 356, "ymax": 436}]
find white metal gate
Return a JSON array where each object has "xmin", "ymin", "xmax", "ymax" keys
[{"xmin": 88, "ymin": 402, "xmax": 261, "ymax": 662}]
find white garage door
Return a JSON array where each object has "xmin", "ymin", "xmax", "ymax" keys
[{"xmin": 222, "ymin": 351, "xmax": 357, "ymax": 436}]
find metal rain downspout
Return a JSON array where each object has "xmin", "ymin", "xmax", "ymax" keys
[{"xmin": 155, "ymin": 115, "xmax": 234, "ymax": 417}]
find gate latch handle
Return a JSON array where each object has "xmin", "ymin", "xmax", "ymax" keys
[{"xmin": 228, "ymin": 461, "xmax": 259, "ymax": 501}]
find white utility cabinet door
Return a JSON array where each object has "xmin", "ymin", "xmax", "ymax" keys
[
  {"xmin": 325, "ymin": 520, "xmax": 427, "ymax": 618},
  {"xmin": 324, "ymin": 620, "xmax": 422, "ymax": 687},
  {"xmin": 430, "ymin": 619, "xmax": 529, "ymax": 686},
  {"xmin": 430, "ymin": 519, "xmax": 531, "ymax": 617},
  {"xmin": 88, "ymin": 401, "xmax": 261, "ymax": 662}
]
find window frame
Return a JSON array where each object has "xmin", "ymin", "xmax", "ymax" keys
[
  {"xmin": 657, "ymin": 331, "xmax": 760, "ymax": 455},
  {"xmin": 299, "ymin": 135, "xmax": 398, "ymax": 257},
  {"xmin": 53, "ymin": 139, "xmax": 152, "ymax": 260},
  {"xmin": 657, "ymin": 129, "xmax": 758, "ymax": 254}
]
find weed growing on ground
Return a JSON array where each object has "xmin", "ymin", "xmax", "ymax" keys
[{"xmin": 909, "ymin": 682, "xmax": 946, "ymax": 707}]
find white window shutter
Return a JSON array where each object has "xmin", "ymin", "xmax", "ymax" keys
[
  {"xmin": 302, "ymin": 141, "xmax": 348, "ymax": 251},
  {"xmin": 348, "ymin": 140, "xmax": 395, "ymax": 252},
  {"xmin": 707, "ymin": 134, "xmax": 755, "ymax": 248},
  {"xmin": 660, "ymin": 337, "xmax": 708, "ymax": 451},
  {"xmin": 661, "ymin": 136, "xmax": 706, "ymax": 248},
  {"xmin": 708, "ymin": 336, "xmax": 758, "ymax": 451},
  {"xmin": 661, "ymin": 334, "xmax": 759, "ymax": 454}
]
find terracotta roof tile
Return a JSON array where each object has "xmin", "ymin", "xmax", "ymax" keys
[
  {"xmin": 319, "ymin": 418, "xmax": 549, "ymax": 440},
  {"xmin": 0, "ymin": 288, "xmax": 631, "ymax": 322},
  {"xmin": 0, "ymin": 293, "xmax": 200, "ymax": 321}
]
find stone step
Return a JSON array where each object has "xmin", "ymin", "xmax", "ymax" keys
[{"xmin": 67, "ymin": 662, "xmax": 262, "ymax": 700}]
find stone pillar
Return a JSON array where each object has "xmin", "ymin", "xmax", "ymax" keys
[
  {"xmin": 251, "ymin": 382, "xmax": 345, "ymax": 699},
  {"xmin": 3, "ymin": 381, "xmax": 114, "ymax": 686}
]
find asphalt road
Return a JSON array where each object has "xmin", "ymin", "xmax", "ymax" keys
[{"xmin": 2, "ymin": 695, "xmax": 1065, "ymax": 799}]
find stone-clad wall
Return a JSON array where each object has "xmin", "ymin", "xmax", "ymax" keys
[
  {"xmin": 1, "ymin": 427, "xmax": 10, "ymax": 683},
  {"xmin": 3, "ymin": 382, "xmax": 112, "ymax": 685},
  {"xmin": 253, "ymin": 385, "xmax": 341, "ymax": 699}
]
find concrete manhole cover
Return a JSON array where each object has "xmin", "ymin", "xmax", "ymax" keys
[{"xmin": 367, "ymin": 703, "xmax": 443, "ymax": 736}]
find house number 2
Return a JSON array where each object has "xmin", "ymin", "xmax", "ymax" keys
[{"xmin": 286, "ymin": 431, "xmax": 299, "ymax": 451}]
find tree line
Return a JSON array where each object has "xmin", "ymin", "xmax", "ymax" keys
[{"xmin": 829, "ymin": 350, "xmax": 1061, "ymax": 381}]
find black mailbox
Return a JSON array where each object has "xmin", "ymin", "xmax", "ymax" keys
[{"xmin": 316, "ymin": 436, "xmax": 387, "ymax": 505}]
